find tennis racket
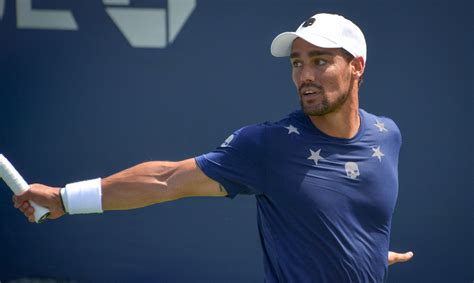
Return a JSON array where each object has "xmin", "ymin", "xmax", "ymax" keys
[{"xmin": 0, "ymin": 154, "xmax": 50, "ymax": 223}]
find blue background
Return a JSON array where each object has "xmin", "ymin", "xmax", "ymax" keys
[{"xmin": 0, "ymin": 0, "xmax": 472, "ymax": 282}]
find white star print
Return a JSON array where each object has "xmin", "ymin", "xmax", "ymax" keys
[
  {"xmin": 308, "ymin": 149, "xmax": 324, "ymax": 166},
  {"xmin": 285, "ymin": 125, "xmax": 300, "ymax": 135},
  {"xmin": 374, "ymin": 120, "xmax": 388, "ymax": 132},
  {"xmin": 372, "ymin": 146, "xmax": 385, "ymax": 162}
]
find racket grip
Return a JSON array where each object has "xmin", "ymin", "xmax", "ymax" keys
[
  {"xmin": 30, "ymin": 200, "xmax": 51, "ymax": 223},
  {"xmin": 0, "ymin": 154, "xmax": 50, "ymax": 223}
]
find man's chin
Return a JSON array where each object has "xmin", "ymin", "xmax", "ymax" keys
[{"xmin": 302, "ymin": 104, "xmax": 330, "ymax": 116}]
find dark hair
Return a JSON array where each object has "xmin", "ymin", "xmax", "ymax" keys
[{"xmin": 340, "ymin": 48, "xmax": 363, "ymax": 87}]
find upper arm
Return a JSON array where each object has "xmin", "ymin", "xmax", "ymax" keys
[
  {"xmin": 168, "ymin": 158, "xmax": 228, "ymax": 198},
  {"xmin": 192, "ymin": 124, "xmax": 268, "ymax": 198}
]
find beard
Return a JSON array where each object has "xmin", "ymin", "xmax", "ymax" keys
[{"xmin": 299, "ymin": 78, "xmax": 354, "ymax": 116}]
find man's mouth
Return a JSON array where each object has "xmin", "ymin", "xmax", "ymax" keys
[
  {"xmin": 299, "ymin": 84, "xmax": 323, "ymax": 98},
  {"xmin": 301, "ymin": 89, "xmax": 320, "ymax": 97}
]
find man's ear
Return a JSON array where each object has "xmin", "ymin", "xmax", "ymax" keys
[{"xmin": 351, "ymin": 57, "xmax": 365, "ymax": 79}]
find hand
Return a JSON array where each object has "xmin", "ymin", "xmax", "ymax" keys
[
  {"xmin": 12, "ymin": 183, "xmax": 65, "ymax": 223},
  {"xmin": 388, "ymin": 251, "xmax": 414, "ymax": 266}
]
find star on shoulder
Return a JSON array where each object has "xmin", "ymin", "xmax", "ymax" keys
[
  {"xmin": 374, "ymin": 119, "xmax": 388, "ymax": 133},
  {"xmin": 285, "ymin": 125, "xmax": 300, "ymax": 135}
]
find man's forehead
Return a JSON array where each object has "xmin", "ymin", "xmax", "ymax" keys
[{"xmin": 290, "ymin": 38, "xmax": 339, "ymax": 57}]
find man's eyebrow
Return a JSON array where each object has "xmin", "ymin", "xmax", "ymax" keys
[
  {"xmin": 290, "ymin": 50, "xmax": 335, "ymax": 59},
  {"xmin": 308, "ymin": 50, "xmax": 334, "ymax": 57},
  {"xmin": 290, "ymin": 52, "xmax": 300, "ymax": 59}
]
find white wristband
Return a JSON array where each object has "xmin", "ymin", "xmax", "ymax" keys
[
  {"xmin": 60, "ymin": 187, "xmax": 69, "ymax": 213},
  {"xmin": 63, "ymin": 178, "xmax": 103, "ymax": 214}
]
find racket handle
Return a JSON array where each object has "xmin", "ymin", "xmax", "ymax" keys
[
  {"xmin": 29, "ymin": 201, "xmax": 51, "ymax": 223},
  {"xmin": 0, "ymin": 154, "xmax": 50, "ymax": 223}
]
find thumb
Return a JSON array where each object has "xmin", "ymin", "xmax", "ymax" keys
[
  {"xmin": 389, "ymin": 251, "xmax": 414, "ymax": 265},
  {"xmin": 398, "ymin": 251, "xmax": 414, "ymax": 262}
]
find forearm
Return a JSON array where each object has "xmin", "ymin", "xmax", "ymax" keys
[{"xmin": 101, "ymin": 161, "xmax": 181, "ymax": 211}]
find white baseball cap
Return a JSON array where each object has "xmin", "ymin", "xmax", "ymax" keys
[{"xmin": 270, "ymin": 13, "xmax": 367, "ymax": 63}]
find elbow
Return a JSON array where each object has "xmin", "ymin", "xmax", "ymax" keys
[{"xmin": 142, "ymin": 161, "xmax": 184, "ymax": 203}]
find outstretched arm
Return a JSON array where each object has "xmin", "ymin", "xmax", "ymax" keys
[{"xmin": 13, "ymin": 158, "xmax": 225, "ymax": 222}]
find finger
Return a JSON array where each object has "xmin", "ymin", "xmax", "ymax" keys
[
  {"xmin": 397, "ymin": 251, "xmax": 414, "ymax": 262},
  {"xmin": 26, "ymin": 204, "xmax": 35, "ymax": 222},
  {"xmin": 13, "ymin": 195, "xmax": 24, "ymax": 208},
  {"xmin": 13, "ymin": 196, "xmax": 21, "ymax": 208},
  {"xmin": 26, "ymin": 206, "xmax": 35, "ymax": 216},
  {"xmin": 389, "ymin": 251, "xmax": 414, "ymax": 265},
  {"xmin": 21, "ymin": 207, "xmax": 29, "ymax": 214},
  {"xmin": 20, "ymin": 202, "xmax": 30, "ymax": 213},
  {"xmin": 15, "ymin": 189, "xmax": 32, "ymax": 204},
  {"xmin": 18, "ymin": 202, "xmax": 27, "ymax": 213}
]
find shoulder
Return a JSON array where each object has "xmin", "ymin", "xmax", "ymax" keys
[
  {"xmin": 235, "ymin": 111, "xmax": 302, "ymax": 136},
  {"xmin": 221, "ymin": 123, "xmax": 268, "ymax": 153},
  {"xmin": 224, "ymin": 111, "xmax": 304, "ymax": 148},
  {"xmin": 229, "ymin": 123, "xmax": 267, "ymax": 143},
  {"xmin": 261, "ymin": 110, "xmax": 307, "ymax": 133},
  {"xmin": 362, "ymin": 109, "xmax": 402, "ymax": 143},
  {"xmin": 362, "ymin": 109, "xmax": 400, "ymax": 132}
]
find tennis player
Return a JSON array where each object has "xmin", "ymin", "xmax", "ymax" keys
[{"xmin": 13, "ymin": 13, "xmax": 413, "ymax": 282}]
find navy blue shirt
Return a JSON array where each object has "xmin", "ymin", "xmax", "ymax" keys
[{"xmin": 195, "ymin": 109, "xmax": 401, "ymax": 282}]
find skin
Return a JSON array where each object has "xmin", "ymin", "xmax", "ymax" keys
[
  {"xmin": 12, "ymin": 37, "xmax": 413, "ymax": 266},
  {"xmin": 13, "ymin": 158, "xmax": 225, "ymax": 221},
  {"xmin": 291, "ymin": 37, "xmax": 364, "ymax": 138}
]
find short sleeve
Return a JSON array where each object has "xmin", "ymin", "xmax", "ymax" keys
[{"xmin": 195, "ymin": 124, "xmax": 266, "ymax": 198}]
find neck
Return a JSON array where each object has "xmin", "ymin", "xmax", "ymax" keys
[{"xmin": 308, "ymin": 93, "xmax": 360, "ymax": 139}]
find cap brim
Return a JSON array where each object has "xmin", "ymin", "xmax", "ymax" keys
[{"xmin": 270, "ymin": 31, "xmax": 341, "ymax": 57}]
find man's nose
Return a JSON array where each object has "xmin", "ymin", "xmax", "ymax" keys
[{"xmin": 300, "ymin": 65, "xmax": 316, "ymax": 82}]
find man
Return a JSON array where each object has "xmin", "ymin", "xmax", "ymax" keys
[{"xmin": 13, "ymin": 13, "xmax": 412, "ymax": 282}]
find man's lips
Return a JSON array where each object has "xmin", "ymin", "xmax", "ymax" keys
[
  {"xmin": 299, "ymin": 84, "xmax": 323, "ymax": 97},
  {"xmin": 301, "ymin": 90, "xmax": 320, "ymax": 97},
  {"xmin": 300, "ymin": 88, "xmax": 323, "ymax": 100}
]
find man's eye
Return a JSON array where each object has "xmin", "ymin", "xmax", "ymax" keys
[
  {"xmin": 315, "ymin": 59, "xmax": 327, "ymax": 66},
  {"xmin": 292, "ymin": 61, "xmax": 302, "ymax": 68}
]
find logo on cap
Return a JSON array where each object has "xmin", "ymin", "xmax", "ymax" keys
[{"xmin": 302, "ymin": 17, "xmax": 315, "ymax": 28}]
